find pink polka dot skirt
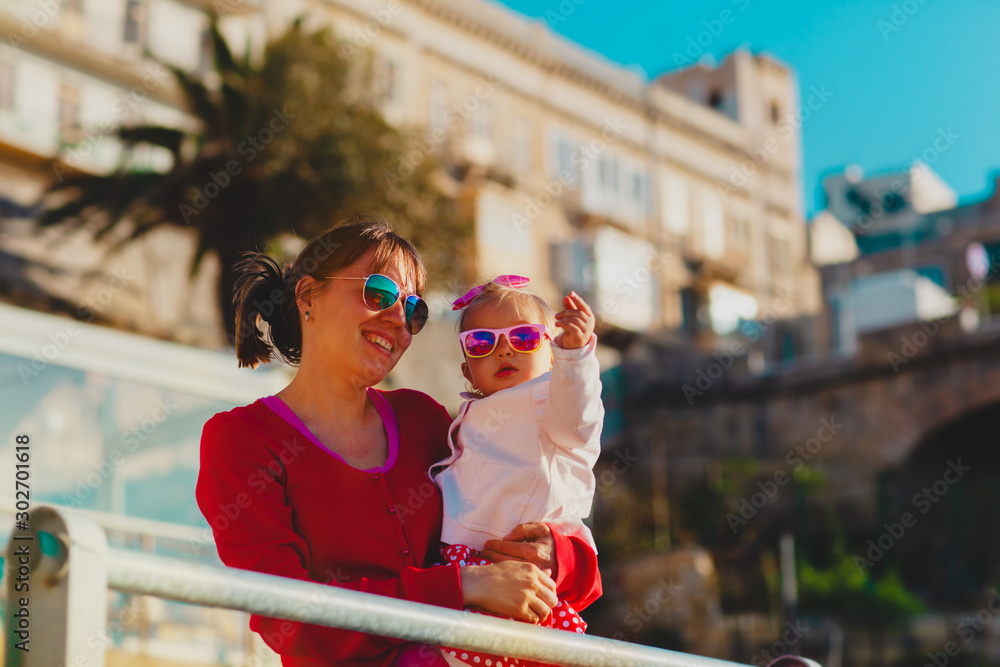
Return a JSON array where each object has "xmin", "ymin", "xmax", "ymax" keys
[{"xmin": 438, "ymin": 544, "xmax": 587, "ymax": 667}]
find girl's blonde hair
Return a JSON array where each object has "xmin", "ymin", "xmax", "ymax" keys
[{"xmin": 457, "ymin": 281, "xmax": 555, "ymax": 332}]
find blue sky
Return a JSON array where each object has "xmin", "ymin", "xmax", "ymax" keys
[{"xmin": 490, "ymin": 0, "xmax": 999, "ymax": 217}]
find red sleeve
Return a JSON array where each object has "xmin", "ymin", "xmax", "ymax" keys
[
  {"xmin": 197, "ymin": 411, "xmax": 462, "ymax": 665},
  {"xmin": 548, "ymin": 524, "xmax": 602, "ymax": 611}
]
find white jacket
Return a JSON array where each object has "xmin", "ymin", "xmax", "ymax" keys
[{"xmin": 430, "ymin": 336, "xmax": 604, "ymax": 552}]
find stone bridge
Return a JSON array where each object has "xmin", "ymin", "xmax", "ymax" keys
[{"xmin": 598, "ymin": 315, "xmax": 1000, "ymax": 606}]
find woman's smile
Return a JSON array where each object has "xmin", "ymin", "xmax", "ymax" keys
[{"xmin": 363, "ymin": 331, "xmax": 394, "ymax": 354}]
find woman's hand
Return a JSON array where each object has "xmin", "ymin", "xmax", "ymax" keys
[
  {"xmin": 459, "ymin": 559, "xmax": 557, "ymax": 623},
  {"xmin": 481, "ymin": 523, "xmax": 557, "ymax": 574}
]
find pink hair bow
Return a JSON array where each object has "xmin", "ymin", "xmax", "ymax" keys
[{"xmin": 451, "ymin": 275, "xmax": 530, "ymax": 310}]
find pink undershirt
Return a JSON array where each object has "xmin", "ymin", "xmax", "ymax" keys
[{"xmin": 260, "ymin": 388, "xmax": 400, "ymax": 473}]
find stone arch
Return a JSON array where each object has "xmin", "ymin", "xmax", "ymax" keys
[
  {"xmin": 896, "ymin": 358, "xmax": 1000, "ymax": 464},
  {"xmin": 880, "ymin": 399, "xmax": 1000, "ymax": 606}
]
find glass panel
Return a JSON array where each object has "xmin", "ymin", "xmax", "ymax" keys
[{"xmin": 0, "ymin": 351, "xmax": 233, "ymax": 526}]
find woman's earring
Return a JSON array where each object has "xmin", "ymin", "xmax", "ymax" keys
[{"xmin": 305, "ymin": 311, "xmax": 310, "ymax": 321}]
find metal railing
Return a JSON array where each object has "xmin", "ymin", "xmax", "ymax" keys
[
  {"xmin": 0, "ymin": 499, "xmax": 214, "ymax": 549},
  {"xmin": 4, "ymin": 506, "xmax": 808, "ymax": 667}
]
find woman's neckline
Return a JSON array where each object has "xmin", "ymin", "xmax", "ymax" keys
[{"xmin": 260, "ymin": 388, "xmax": 399, "ymax": 473}]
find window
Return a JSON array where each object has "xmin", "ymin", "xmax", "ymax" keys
[
  {"xmin": 630, "ymin": 170, "xmax": 649, "ymax": 212},
  {"xmin": 476, "ymin": 192, "xmax": 535, "ymax": 278},
  {"xmin": 915, "ymin": 265, "xmax": 945, "ymax": 288},
  {"xmin": 779, "ymin": 327, "xmax": 798, "ymax": 362},
  {"xmin": 552, "ymin": 132, "xmax": 579, "ymax": 186},
  {"xmin": 726, "ymin": 216, "xmax": 738, "ymax": 241},
  {"xmin": 845, "ymin": 188, "xmax": 871, "ymax": 216},
  {"xmin": 679, "ymin": 287, "xmax": 698, "ymax": 335},
  {"xmin": 708, "ymin": 282, "xmax": 758, "ymax": 336},
  {"xmin": 768, "ymin": 234, "xmax": 790, "ymax": 276},
  {"xmin": 770, "ymin": 101, "xmax": 781, "ymax": 125},
  {"xmin": 58, "ymin": 84, "xmax": 81, "ymax": 142},
  {"xmin": 549, "ymin": 240, "xmax": 594, "ymax": 293},
  {"xmin": 599, "ymin": 156, "xmax": 618, "ymax": 192},
  {"xmin": 662, "ymin": 173, "xmax": 689, "ymax": 235},
  {"xmin": 374, "ymin": 57, "xmax": 398, "ymax": 107},
  {"xmin": 429, "ymin": 81, "xmax": 447, "ymax": 131},
  {"xmin": 630, "ymin": 172, "xmax": 643, "ymax": 201},
  {"xmin": 197, "ymin": 26, "xmax": 213, "ymax": 74},
  {"xmin": 511, "ymin": 118, "xmax": 532, "ymax": 173},
  {"xmin": 708, "ymin": 89, "xmax": 723, "ymax": 109},
  {"xmin": 593, "ymin": 227, "xmax": 657, "ymax": 331},
  {"xmin": 0, "ymin": 60, "xmax": 14, "ymax": 112},
  {"xmin": 883, "ymin": 191, "xmax": 905, "ymax": 213},
  {"xmin": 124, "ymin": 0, "xmax": 148, "ymax": 46},
  {"xmin": 985, "ymin": 241, "xmax": 1000, "ymax": 275},
  {"xmin": 471, "ymin": 100, "xmax": 490, "ymax": 140},
  {"xmin": 557, "ymin": 138, "xmax": 575, "ymax": 175},
  {"xmin": 617, "ymin": 165, "xmax": 649, "ymax": 216},
  {"xmin": 122, "ymin": 111, "xmax": 159, "ymax": 169},
  {"xmin": 700, "ymin": 189, "xmax": 725, "ymax": 258},
  {"xmin": 981, "ymin": 253, "xmax": 1000, "ymax": 319},
  {"xmin": 726, "ymin": 216, "xmax": 751, "ymax": 247}
]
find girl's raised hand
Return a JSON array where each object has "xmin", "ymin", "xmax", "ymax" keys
[{"xmin": 553, "ymin": 291, "xmax": 595, "ymax": 349}]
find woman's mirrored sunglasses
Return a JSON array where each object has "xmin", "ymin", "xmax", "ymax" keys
[
  {"xmin": 326, "ymin": 274, "xmax": 428, "ymax": 335},
  {"xmin": 458, "ymin": 324, "xmax": 551, "ymax": 358}
]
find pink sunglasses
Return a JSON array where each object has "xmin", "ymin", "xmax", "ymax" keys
[{"xmin": 459, "ymin": 324, "xmax": 552, "ymax": 358}]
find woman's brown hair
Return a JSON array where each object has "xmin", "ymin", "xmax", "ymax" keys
[{"xmin": 232, "ymin": 214, "xmax": 425, "ymax": 368}]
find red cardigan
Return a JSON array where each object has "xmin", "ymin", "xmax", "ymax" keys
[{"xmin": 196, "ymin": 389, "xmax": 602, "ymax": 667}]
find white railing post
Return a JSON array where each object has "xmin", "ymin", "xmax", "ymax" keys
[{"xmin": 4, "ymin": 506, "xmax": 109, "ymax": 667}]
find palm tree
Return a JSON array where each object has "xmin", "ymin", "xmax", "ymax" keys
[{"xmin": 37, "ymin": 18, "xmax": 472, "ymax": 343}]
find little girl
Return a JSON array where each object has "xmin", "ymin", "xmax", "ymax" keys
[{"xmin": 429, "ymin": 275, "xmax": 604, "ymax": 667}]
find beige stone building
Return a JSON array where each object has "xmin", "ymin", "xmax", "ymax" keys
[
  {"xmin": 0, "ymin": 0, "xmax": 820, "ymax": 373},
  {"xmin": 277, "ymin": 0, "xmax": 821, "ymax": 354},
  {"xmin": 0, "ymin": 0, "xmax": 242, "ymax": 344}
]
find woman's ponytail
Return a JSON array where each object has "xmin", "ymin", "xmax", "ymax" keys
[{"xmin": 232, "ymin": 252, "xmax": 302, "ymax": 368}]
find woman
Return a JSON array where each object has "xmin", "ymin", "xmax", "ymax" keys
[{"xmin": 195, "ymin": 217, "xmax": 602, "ymax": 667}]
